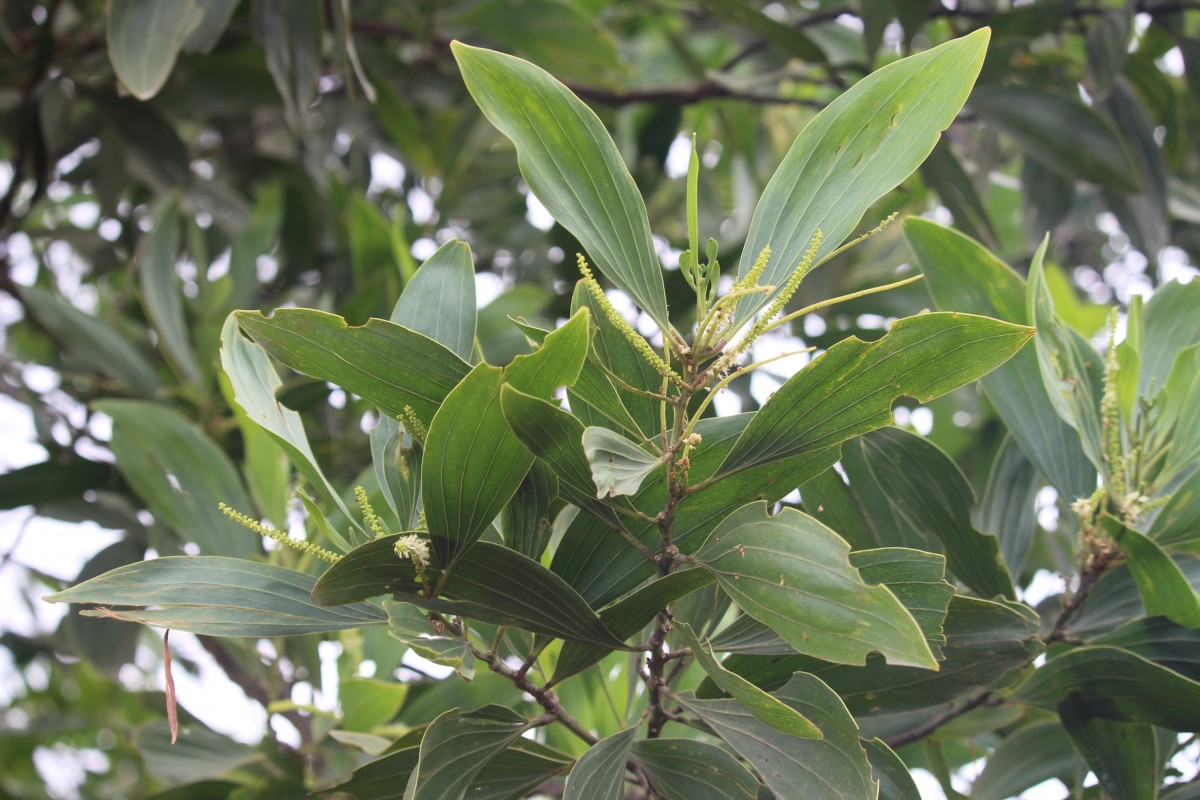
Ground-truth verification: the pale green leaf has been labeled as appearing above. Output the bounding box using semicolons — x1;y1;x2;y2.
582;426;665;498
107;0;204;100
391;239;477;361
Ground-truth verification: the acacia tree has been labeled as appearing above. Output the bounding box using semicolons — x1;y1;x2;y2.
3;2;1200;799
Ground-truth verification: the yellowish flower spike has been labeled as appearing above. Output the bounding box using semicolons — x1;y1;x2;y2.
577;254;682;385
355;486;388;539
743;230;823;344
734;245;772;292
219;503;340;563
399;405;428;447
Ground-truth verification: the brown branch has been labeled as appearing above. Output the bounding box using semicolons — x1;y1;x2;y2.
883;688;996;749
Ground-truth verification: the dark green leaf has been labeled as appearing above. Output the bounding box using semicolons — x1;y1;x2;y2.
903;217;1096;500
563;727;637;800
0;458;114;512
980;435;1042;577
391;240;477;362
970;84;1141;192
234;308;470;426
423;310;588;567
1014;646;1200;730
863;739;921;800
693;502;937;669
968;721;1076;800
1110;519;1200;628
57;540;144;676
733;29;989;326
412;706;531;800
500;459;557;560
370;415;421;532
716;312;1034;483
453;42;669;330
312;537;625;648
136;720;263;785
252;0;321;133
45;556;386;636
678;672;877;800
676;622;821;738
630;739;758;800
1095;616;1200;683
1103;79;1169;259
1059;694;1160;800
920;139;996;245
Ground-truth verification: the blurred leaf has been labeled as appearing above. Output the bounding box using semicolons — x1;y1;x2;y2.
1148;469;1200;552
1022;157;1076;240
864;739;921;800
904;218;1096;500
971;84;1141;192
46;556;387;636
453;42;670;331
138;197;201;385
182;0;240;54
678;672;876;800
107;0;204;100
340;678;408;732
563;727;637;800
391;240;477;362
1085;6;1133;98
0;457;114;511
136;720;263;785
1042;261;1109;338
21;285;161;397
699;0;824;62
1103;79;1170;258
423;310;588;568
693;501;937;669
733;29;989;326
630;739;759;800
968;720;1076;800
97;399;257;557
252;0;320;133
920;139;996;245
58;539;145;675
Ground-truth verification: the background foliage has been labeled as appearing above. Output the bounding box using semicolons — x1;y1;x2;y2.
2;0;1200;798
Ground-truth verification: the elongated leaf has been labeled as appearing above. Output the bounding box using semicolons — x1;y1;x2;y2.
235;309;470;425
1028;239;1108;475
370;415;421;531
424;310;589;567
499;385;621;523
45;556;385;636
391;240;477;361
58;540;145;676
1059;694;1160;800
1149;469;1200;552
413;706;531;800
969;721;1077;800
220;315;361;545
583;426;665;498
903;218;1096;501
970;84;1140;191
863;739;921;800
1094;616;1200;683
677;622;821;738
630;739;758;800
500;460;557;560
1014;646;1200;730
1103;79;1169;259
563;727;637;800
138;197;200;384
21;285;160;397
552;568;716;686
107;0;204;100
1071;557;1200;640
312;536;624;648
97;400;256;557
733;29;989;326
693;502;936;669
678;672;877;800
253;0;321;133
716;313;1033;482
980;435;1042;577
453;43;669;330
1110;519;1200;628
